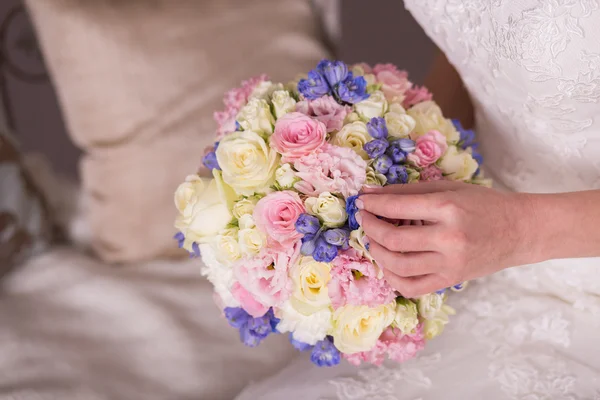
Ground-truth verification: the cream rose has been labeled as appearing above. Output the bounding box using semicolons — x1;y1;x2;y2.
275;163;299;189
237;214;256;230
304;192;347;228
422;304;456;340
271;90;297;118
349;227;379;276
354;90;388;121
216;130;280;196
174;175;232;251
249;81;284;101
276;300;333;345
289;256;333;315
211;228;241;266
331;121;370;159
385;107;416;139
365;164;387;186
393;298;419;335
232;197;259;220
238;227;266;256
417;293;444;320
407;101;460;143
438;145;479;181
236;98;275;134
331;302;396;354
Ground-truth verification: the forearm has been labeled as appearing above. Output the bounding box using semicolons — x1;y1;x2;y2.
523;190;600;263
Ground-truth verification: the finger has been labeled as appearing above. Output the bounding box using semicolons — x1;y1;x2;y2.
358;193;444;221
359;211;437;252
362;180;457;194
382;270;446;298
369;241;441;277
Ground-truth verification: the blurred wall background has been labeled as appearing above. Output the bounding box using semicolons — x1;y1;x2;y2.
3;0;435;180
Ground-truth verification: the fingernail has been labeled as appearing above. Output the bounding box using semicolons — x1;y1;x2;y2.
355;211;363;225
355;199;364;210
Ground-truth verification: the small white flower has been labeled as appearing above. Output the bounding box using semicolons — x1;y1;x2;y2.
276;300;333;345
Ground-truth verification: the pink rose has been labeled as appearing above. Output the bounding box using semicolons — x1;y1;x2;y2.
328;249;396;309
344;325;425;366
403;85;433;108
294;144;367;198
271;112;327;162
420;165;444;181
233;244;299;315
407;130;448;167
296;95;351;133
373;64;413;102
253;191;305;248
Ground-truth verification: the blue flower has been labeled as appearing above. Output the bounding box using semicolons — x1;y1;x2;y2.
173;232;185;248
313;236;339;262
318;60;349;87
289;334;313;352
336;72;369;104
226;307;280;347
346;195;361;230
395;138;416;153
202;151;220;171
386;139;415;163
453;119;478;150
385;146;406;163
298;70;331;100
322;228;350;249
366;117;388;139
373;154;393;174
224;307;251;329
246;314;274;340
436;288;447;295
190;242;201;258
386;165;409;184
295;213;322;236
364;139;389;159
240;324;263;347
310;337;341;367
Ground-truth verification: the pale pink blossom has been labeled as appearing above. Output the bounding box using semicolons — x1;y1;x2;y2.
420;165;444;181
328;249;396;309
271;112;327;162
344;325;426;366
351;62;373;74
253;191;305;248
231;282;269;318
408;130;448;167
296;95;351;133
372;64;413;102
403;85;433;108
294;144;367;198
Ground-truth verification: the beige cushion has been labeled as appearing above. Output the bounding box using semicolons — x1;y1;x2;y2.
26;0;328;262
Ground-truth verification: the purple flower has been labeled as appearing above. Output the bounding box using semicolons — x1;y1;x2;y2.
386;146;406;163
346;195;360;230
310;337;341;367
298;70;331;100
224;307;252;329
173;232;185;248
366;117;388;139
295;213;321;236
336;72;369;104
364;139;389;159
318;60;349;87
229;307;280;347
202;151;220;171
247;314;274;340
453;119;483;174
301;233;318;256
322;228;350;249
373;154;393;174
313;236;339;262
386;139;415;163
395;138;416;153
189;242;201;258
386;165;409;184
240;325;263;347
436;288;447;295
289;334;313;352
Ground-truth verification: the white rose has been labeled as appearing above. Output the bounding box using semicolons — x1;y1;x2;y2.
331;121;370;159
211;228;241;266
174;175;232;251
354;90;388;121
232;197;259;220
349;227;380;276
344;112;361;124
407;100;459;143
393;298;419;335
331;302;395;354
304;192;347;228
236;98;275;134
289;256;332;315
275;163;299;189
271;90;297;118
385;111;416;138
422;304;456;340
238;227;266;256
438;145;478;181
216;130;280;196
199;243;239;308
237;214;256;229
249;81;284;100
417;293;444;320
276;301;333;345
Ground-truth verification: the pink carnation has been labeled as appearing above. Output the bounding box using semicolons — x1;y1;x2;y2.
344;325;426;366
253;191;305;248
403;85;433;108
233;244;300;316
420;165;444;181
295;95;351;133
294;144;367;198
328;249;396;309
271;112;327;162
373;64;413;102
408;130;448;167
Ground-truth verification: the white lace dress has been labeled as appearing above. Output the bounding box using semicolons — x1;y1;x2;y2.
235;1;600;399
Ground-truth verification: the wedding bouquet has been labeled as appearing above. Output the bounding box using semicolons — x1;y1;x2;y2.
173;60;487;367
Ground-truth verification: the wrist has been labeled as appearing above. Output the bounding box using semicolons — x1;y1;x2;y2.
511;192;546;265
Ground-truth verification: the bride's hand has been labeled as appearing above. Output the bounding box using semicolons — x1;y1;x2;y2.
355;181;538;298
